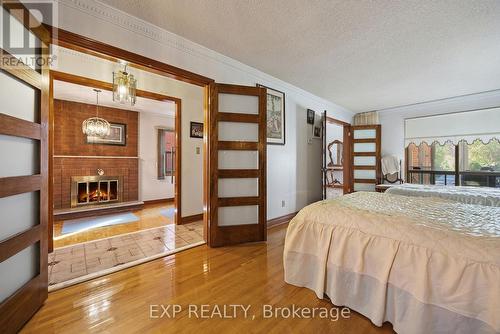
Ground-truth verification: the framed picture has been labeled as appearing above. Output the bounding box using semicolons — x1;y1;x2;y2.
86;123;126;145
190;121;203;138
313;126;322;138
307;109;315;124
257;84;285;145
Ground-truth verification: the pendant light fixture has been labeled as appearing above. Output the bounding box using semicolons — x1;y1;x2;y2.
113;62;137;106
82;89;111;138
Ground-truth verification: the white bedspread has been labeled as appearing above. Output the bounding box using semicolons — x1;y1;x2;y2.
283;192;500;334
385;183;500;206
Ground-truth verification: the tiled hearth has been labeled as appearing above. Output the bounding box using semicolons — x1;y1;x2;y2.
48;221;204;290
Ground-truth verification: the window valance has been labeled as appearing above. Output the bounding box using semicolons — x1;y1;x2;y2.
404;107;500;147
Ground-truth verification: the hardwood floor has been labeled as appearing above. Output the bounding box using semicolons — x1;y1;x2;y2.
53;203;173;248
22;224;394;333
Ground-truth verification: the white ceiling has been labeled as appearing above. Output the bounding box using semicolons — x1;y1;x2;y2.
100;0;500;112
53;81;176;116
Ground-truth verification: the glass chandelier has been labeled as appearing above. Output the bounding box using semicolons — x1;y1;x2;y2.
82;89;111;138
113;63;137;105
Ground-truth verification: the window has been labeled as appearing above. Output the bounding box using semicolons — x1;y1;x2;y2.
157;128;175;180
406;139;500;188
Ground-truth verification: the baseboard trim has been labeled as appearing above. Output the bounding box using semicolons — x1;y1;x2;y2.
180;213;203;225
267;212;298;229
143;198;174;205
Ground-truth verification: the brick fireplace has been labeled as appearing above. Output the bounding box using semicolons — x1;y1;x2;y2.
71;175;123;207
53;99;139;211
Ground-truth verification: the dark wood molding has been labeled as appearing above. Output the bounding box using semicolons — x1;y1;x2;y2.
218;196;260;207
0;113;41;140
354;178;377;184
48;26;214;87
50;71;181;103
0;225;41;263
353;152;377;156
180;213;204;225
218;169;259;178
267;212;297;229
218;141;259;150
218;112;260;123
353;138;376;143
143;198;174;205
0;175;41;198
354;165;376;170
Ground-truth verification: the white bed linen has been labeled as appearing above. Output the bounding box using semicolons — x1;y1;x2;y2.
385;183;500;207
283;192;500;334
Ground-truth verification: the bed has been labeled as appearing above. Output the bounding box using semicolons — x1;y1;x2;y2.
385;183;500;206
283;192;500;334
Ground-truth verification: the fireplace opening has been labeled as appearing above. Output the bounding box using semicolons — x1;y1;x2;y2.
71;176;123;207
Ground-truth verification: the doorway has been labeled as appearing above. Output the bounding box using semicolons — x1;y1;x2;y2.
322;115;352;199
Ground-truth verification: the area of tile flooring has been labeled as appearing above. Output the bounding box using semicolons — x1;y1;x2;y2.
48;221;204;290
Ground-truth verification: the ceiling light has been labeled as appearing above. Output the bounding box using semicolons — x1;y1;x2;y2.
113;63;137;105
82;89;111;138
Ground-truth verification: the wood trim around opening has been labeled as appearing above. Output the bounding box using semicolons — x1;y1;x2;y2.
48;26;214;87
48;70;184;251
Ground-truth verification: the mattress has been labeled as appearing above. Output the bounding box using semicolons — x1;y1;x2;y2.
283;192;500;334
385;183;500;206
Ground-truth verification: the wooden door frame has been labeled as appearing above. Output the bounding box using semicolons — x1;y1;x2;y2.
325;116;352;194
46;26;216;247
48;71;183;251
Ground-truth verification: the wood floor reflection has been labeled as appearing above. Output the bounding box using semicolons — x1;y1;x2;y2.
53;203;174;248
23;224;394;333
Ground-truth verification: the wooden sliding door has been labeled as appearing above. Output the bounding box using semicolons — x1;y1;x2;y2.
0;2;49;333
208;83;266;247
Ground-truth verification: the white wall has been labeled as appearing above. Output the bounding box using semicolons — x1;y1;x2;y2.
379;90;500;174
51;0;354;219
139;112;174;202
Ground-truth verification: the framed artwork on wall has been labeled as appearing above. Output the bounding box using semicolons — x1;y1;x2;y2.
86;123;126;145
190;121;203;138
257;84;285;145
307;109;315;125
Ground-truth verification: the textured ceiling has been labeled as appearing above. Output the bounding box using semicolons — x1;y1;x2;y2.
100;0;500;112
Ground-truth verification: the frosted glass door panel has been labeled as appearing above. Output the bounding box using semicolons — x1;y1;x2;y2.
218;150;258;169
354;170;376;179
0;192;39;241
353;129;376;139
354;183;376;192
354;156;376;166
219;93;259;114
218;206;259;226
218;178;258;198
218;122;259;142
0;244;39;304
354;143;376;152
0;72;38;122
0;135;39;177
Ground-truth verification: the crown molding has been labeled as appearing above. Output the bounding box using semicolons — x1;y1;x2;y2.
57;0;353;115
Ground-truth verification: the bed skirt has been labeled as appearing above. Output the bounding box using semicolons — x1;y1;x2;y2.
284;221;499;334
